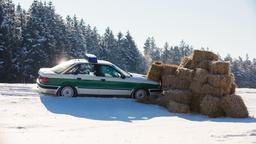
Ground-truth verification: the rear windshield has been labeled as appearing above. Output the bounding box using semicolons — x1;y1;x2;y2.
51;60;75;74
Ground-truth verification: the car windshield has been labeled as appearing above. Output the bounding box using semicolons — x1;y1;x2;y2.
112;64;131;77
51;60;76;74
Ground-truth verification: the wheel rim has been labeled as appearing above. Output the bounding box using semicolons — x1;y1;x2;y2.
61;86;74;97
134;89;147;99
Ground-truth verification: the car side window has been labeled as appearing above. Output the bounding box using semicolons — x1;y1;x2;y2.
76;64;95;75
65;65;79;74
97;65;122;78
65;63;95;76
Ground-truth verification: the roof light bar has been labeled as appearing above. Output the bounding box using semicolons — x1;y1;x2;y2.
85;54;97;63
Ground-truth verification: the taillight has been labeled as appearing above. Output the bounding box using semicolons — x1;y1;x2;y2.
39;76;48;83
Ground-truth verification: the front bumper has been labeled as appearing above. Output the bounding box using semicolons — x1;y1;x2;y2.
149;89;162;96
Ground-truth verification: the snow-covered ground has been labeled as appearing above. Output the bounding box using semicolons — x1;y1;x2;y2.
0;84;256;144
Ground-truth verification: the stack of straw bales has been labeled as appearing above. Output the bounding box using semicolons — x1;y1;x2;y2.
146;50;248;118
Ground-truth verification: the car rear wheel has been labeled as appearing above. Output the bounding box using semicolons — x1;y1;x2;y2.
60;86;76;97
133;89;148;100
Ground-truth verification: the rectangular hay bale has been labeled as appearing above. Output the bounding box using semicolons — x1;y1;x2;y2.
200;95;225;117
201;83;233;97
190;93;205;113
179;56;192;68
193;68;208;83
176;67;194;82
163;89;192;104
195;60;210;70
207;74;233;89
147;63;163;82
162;64;178;76
155;95;169;107
172;78;191;90
161;75;176;90
209;61;230;75
230;82;236;95
167;100;190;113
201;84;228;97
191;50;219;62
221;95;248;118
161;75;191;90
189;81;203;94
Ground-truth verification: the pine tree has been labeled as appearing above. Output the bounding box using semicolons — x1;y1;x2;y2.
0;0;18;82
11;3;27;81
21;1;53;82
0;1;5;81
85;26;101;56
122;32;146;73
161;42;169;63
143;37;161;64
149;37;161;62
100;27;117;61
66;15;87;58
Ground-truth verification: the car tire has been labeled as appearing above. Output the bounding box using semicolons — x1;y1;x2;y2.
59;86;77;97
133;89;149;100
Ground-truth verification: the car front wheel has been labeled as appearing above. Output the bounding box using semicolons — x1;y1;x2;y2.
133;89;148;100
60;86;76;97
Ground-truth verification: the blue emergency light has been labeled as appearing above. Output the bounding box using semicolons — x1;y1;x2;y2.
85;54;98;63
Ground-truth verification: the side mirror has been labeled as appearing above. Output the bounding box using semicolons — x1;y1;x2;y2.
121;75;126;79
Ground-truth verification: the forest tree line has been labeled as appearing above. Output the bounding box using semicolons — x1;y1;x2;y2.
1;0;256;88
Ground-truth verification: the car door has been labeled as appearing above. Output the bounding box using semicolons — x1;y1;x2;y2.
94;64;134;96
71;63;103;95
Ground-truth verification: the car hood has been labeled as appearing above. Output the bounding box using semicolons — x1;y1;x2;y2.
129;73;159;85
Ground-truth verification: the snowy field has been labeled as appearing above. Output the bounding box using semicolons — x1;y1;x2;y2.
0;84;256;144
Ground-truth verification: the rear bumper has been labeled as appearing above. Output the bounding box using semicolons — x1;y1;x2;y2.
37;80;59;95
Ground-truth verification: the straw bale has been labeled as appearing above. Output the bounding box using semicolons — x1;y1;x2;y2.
196;60;210;70
207;74;233;89
190;93;205;113
161;75;191;90
147;63;163;82
209;61;230;75
201;84;227;97
155;95;169;107
162;64;178;76
230;83;236;94
172;78;191;90
167;100;190;113
191;50;219;62
180;56;192;68
193;68;208;83
163;89;192;104
190;79;231;97
221;95;248;118
200;95;225;117
176;67;194;82
230;73;235;84
161;75;176;90
189;81;203;94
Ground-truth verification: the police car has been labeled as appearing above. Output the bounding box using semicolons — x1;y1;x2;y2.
37;54;161;99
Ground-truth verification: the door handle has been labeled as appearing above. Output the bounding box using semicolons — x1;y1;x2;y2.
101;79;106;82
77;77;82;80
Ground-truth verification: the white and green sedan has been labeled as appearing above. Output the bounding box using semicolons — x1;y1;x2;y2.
37;54;161;99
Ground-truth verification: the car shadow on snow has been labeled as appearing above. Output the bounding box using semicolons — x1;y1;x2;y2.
40;95;172;122
40;96;256;123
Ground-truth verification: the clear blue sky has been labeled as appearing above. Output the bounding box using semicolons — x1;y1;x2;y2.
12;0;256;59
